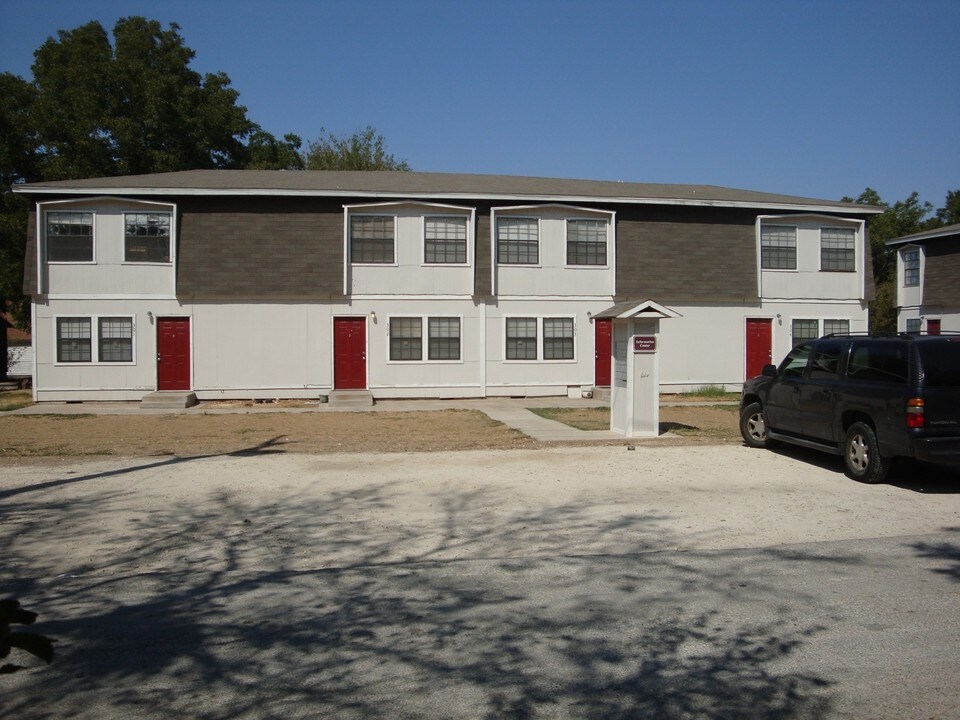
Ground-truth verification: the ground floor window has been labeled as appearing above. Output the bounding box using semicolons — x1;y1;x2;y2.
57;317;91;362
792;318;850;345
505;317;575;361
56;315;135;364
389;316;461;362
906;318;922;333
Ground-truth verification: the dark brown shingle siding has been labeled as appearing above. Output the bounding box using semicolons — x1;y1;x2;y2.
923;236;960;307
615;206;759;303
176;197;344;300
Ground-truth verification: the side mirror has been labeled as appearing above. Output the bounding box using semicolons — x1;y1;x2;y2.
761;364;778;378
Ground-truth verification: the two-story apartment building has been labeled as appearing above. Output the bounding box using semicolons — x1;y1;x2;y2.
888;223;960;335
14;170;881;403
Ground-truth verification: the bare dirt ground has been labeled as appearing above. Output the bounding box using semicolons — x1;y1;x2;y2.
0;402;739;459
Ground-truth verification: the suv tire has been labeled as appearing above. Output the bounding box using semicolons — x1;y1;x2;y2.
843;422;889;484
739;402;768;448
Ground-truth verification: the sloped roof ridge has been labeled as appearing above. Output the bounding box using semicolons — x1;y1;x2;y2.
13;168;878;212
886;222;960;245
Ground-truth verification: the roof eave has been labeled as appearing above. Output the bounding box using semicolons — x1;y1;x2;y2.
11;184;881;214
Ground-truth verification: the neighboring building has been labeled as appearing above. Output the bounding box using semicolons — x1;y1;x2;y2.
3;309;32;380
888;223;960;334
14;170;881;402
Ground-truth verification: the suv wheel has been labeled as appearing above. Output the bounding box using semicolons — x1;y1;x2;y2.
739;402;768;448
843;422;889;484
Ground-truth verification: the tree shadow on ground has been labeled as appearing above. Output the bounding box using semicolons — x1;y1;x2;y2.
0;460;857;719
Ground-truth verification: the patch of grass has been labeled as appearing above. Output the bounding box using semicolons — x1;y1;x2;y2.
680;385;740;401
530;406;609;431
0;390;33;412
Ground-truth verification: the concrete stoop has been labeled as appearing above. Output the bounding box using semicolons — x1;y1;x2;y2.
591;387;612;403
141;391;199;409
327;390;374;408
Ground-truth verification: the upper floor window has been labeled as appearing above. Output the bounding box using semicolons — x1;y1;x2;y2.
47;211;93;262
820;228;855;271
761;225;796;270
125;213;171;263
424;216;467;264
497;218;539;265
903;249;920;286
566;219;607;266
351;215;394;264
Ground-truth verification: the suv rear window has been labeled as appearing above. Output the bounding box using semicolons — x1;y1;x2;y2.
847;341;908;384
918;339;960;386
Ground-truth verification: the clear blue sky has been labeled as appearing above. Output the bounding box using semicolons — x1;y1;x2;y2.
2;0;958;210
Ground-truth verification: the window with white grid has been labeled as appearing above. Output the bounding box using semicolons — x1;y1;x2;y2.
389;317;422;361
820;228;855;271
822;319;850;337
505;318;538;359
351;215;395;264
497;218;539;265
903;249;920;286
792;319;819;346
125;213;171;263
761;225;797;270
566;219;607;266
543;318;574;359
424;216;467;264
98;317;134;362
428;317;461;360
57;317;92;362
47;212;94;262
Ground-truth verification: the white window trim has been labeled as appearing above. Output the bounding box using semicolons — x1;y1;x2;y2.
502;315;577;364
421;213;472;267
494;215;542;267
758;223;799;273
563;216;612;269
53;314;137;367
346;212;399;267
818;226;857;273
789;316;852;343
900;244;923;289
385;314;464;365
122;210;174;265
44;209;97;265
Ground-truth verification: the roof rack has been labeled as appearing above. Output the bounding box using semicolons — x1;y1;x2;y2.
821;331;960;339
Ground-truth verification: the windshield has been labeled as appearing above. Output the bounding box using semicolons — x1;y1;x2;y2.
919;339;960;386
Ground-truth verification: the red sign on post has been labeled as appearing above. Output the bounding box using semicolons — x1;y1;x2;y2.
633;336;657;353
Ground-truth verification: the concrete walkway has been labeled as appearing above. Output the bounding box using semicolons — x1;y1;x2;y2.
9;395;725;442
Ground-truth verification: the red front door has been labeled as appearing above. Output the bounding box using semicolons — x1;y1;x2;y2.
334;317;367;389
157;318;191;391
927;319;941;335
594;318;612;387
745;318;773;380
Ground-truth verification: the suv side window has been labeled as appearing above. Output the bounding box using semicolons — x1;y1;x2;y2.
847;341;908;384
779;344;813;379
808;341;846;380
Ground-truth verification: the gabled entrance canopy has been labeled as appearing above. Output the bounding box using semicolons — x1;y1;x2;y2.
594;299;683;320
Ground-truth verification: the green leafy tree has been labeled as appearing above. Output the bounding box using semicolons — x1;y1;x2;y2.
245;130;305;170
304;126;409;171
30;17;255;178
934;189;960;226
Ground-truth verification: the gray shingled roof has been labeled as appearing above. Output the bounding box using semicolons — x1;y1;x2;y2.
886;223;960;246
12;169;880;213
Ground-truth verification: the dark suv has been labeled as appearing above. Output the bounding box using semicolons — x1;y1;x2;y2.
740;333;960;483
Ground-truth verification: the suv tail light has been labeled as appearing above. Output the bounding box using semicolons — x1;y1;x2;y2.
906;397;925;429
